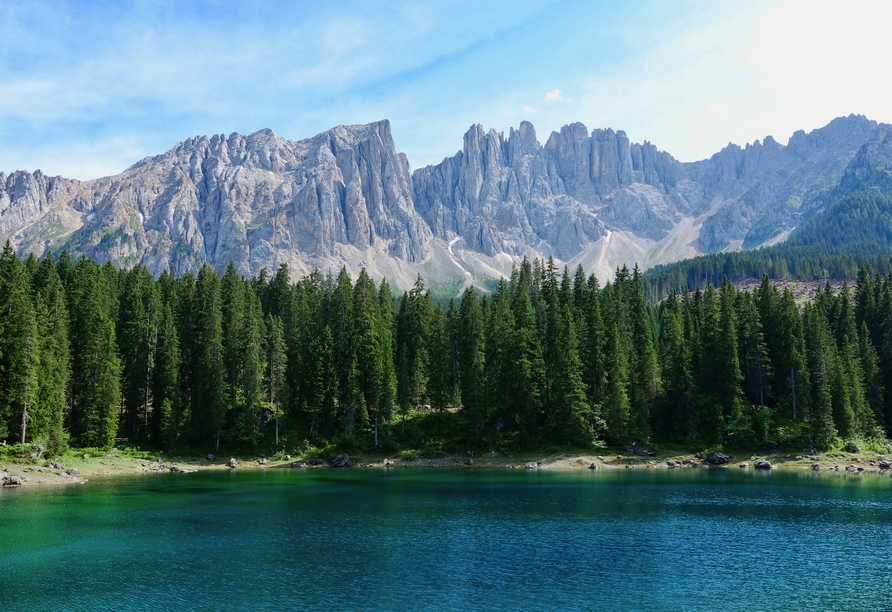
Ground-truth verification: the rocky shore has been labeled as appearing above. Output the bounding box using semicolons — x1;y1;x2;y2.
3;443;892;489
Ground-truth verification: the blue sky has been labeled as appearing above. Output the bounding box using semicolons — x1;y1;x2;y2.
2;0;890;179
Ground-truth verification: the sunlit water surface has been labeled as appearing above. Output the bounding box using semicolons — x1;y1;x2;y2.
1;468;891;611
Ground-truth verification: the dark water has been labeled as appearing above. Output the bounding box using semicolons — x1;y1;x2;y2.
1;468;891;611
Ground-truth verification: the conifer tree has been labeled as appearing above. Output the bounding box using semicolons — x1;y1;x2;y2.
265;313;287;446
30;256;71;453
68;258;121;449
119;265;160;441
658;293;696;439
376;278;397;439
0;242;39;444
153;302;181;448
803;303;838;448
628;265;659;437
459;287;486;435
193;265;225;449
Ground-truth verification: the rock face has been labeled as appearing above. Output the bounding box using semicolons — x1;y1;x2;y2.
3;121;430;280
1;115;884;291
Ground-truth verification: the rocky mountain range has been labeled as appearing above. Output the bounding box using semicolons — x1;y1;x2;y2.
0;114;884;292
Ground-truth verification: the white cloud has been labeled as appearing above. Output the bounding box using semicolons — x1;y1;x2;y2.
545;88;563;102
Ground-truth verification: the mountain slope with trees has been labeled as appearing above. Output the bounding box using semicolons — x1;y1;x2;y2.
643;129;892;300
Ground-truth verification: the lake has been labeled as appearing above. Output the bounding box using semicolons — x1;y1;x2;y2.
1;468;891;611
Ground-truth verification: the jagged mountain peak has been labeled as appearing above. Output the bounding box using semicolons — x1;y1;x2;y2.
1;114;887;293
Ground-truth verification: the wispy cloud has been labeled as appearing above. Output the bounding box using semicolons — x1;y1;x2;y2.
2;0;891;177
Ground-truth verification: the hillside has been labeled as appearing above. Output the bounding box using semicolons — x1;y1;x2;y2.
642;128;892;300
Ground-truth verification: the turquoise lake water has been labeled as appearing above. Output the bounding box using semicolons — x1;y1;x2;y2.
1;468;891;611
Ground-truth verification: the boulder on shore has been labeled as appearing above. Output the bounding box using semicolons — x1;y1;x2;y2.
51;460;65;470
739;462;749;469
66;468;79;478
228;458;237;468
707;453;730;465
845;442;860;453
2;474;24;486
524;462;537;470
329;454;349;467
206;454;215;461
754;460;772;470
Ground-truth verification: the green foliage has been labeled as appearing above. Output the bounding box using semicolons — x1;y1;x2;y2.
5;242;892;455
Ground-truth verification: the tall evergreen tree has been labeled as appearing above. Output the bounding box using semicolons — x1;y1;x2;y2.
0;242;39;445
193;265;225;449
30;256;71;453
68;258;121;449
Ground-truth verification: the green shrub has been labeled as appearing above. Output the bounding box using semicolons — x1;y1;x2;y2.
397;449;417;461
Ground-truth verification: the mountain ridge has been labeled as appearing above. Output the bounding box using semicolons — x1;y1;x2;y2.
0;114;883;292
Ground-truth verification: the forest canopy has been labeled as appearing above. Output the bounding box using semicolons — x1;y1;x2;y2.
1;242;890;456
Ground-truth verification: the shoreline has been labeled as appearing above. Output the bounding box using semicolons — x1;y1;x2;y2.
3;447;892;488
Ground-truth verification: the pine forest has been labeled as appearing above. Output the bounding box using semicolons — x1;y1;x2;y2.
2;240;891;457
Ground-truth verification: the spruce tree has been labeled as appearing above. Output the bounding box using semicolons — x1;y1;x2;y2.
193;265;225;449
459;287;486;436
0;243;39;445
30;256;71;453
